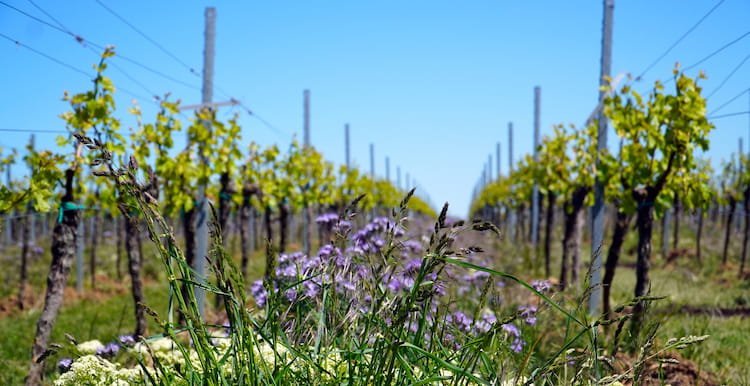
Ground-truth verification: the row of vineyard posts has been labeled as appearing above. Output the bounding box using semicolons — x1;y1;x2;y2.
0;48;435;384
468;69;750;332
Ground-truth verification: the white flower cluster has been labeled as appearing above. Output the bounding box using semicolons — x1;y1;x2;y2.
76;340;105;355
53;355;141;386
59;334;519;385
130;336;207;374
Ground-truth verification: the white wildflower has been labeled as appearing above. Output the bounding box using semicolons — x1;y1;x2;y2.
76;340;105;355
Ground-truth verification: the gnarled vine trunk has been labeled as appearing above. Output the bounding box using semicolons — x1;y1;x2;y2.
559;187;588;291
544;193;555;279
239;189;251;280
633;197;654;329
739;188;750;278
123;212;146;337
672;193;680;250
279;203;289;254
218;173;232;242
602;209;632;320
696;208;704;262
722;197;737;265
303;205;312;256
179;207;196;325
264;205;274;281
89;204;99;290
27;169;78;386
17;206;31;310
238;183;258;281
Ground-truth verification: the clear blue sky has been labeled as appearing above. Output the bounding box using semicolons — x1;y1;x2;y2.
1;1;749;216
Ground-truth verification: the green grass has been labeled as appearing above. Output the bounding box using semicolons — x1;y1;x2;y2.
485;217;750;384
0;283;169;385
2;214;749;384
0;220;286;384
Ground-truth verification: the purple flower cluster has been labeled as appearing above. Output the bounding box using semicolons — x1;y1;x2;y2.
248;215;540;355
315;213;339;225
316;212;352;233
350;217;402;254
57;357;73;373
250;280;269;307
119;335;136;346
96;342;120;358
502;323;524;352
518;305;538;326
531;279;553;293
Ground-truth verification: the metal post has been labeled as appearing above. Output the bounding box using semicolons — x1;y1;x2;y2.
588;0;614;315
496;142;501;179
303;90;310;147
302;89;311;255
369;143;375;178
508;122;516;241
488;154;493;184
345;123;351;170
195;6;216;317
385;157;390;182
532;86;541;247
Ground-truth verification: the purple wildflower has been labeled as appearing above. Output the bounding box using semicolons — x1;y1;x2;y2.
519;305;538;326
315;213;339;224
501;323;520;337
531;279;553;292
57;357;73;373
96;342;120;358
250;280;268;307
333;220;352;233
285;288;298;302
118;335;136;346
303;280;320;298
510;338;524;353
451;311;473;332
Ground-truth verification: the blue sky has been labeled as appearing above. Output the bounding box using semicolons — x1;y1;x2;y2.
1;1;749;216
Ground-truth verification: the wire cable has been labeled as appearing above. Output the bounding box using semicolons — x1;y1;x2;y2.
706;53;750;99
0;0;201;91
637;0;725;80
1;32;152;102
25;0;261;129
683;30;750;73
25;0;71;33
708;110;749;120
709;88;749;116
0;128;68;133
0;32;90;77
93;0;199;77
25;0;159;99
238;102;289;138
7;0;287;140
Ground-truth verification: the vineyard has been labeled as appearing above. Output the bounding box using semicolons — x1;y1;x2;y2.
2;1;750;386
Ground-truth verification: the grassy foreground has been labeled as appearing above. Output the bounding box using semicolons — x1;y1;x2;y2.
1;213;748;384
